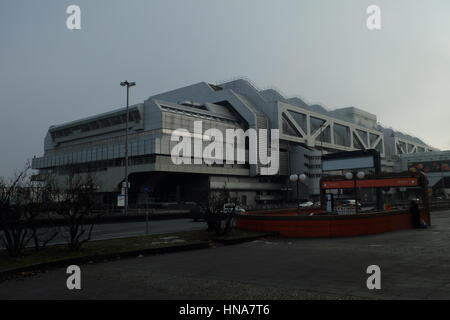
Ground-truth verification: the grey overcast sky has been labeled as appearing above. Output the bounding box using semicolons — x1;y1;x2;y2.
0;0;449;177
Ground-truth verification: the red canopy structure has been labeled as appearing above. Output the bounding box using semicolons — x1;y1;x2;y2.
320;172;430;213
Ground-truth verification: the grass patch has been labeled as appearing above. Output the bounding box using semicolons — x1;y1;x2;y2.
0;228;268;273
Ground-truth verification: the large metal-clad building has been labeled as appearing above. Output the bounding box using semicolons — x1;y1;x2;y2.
31;79;438;207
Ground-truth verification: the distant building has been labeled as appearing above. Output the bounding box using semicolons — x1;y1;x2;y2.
395;150;450;199
32;79;438;207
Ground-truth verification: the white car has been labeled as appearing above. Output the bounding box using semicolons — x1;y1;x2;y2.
340;200;362;208
223;203;246;214
299;201;314;208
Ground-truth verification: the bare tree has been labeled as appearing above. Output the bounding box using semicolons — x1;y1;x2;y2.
0;168;34;257
49;167;100;251
0;166;62;256
202;188;236;236
26;175;59;251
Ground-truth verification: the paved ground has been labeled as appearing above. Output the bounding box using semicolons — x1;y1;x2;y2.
1;211;450;300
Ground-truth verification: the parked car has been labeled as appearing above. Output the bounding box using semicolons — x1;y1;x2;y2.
299;201;314;208
340;200;361;208
187;206;206;222
223;203;246;214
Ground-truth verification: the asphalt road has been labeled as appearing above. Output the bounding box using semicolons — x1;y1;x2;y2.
1;210;450;300
87;218;205;241
1;218;205;249
64;218;205;245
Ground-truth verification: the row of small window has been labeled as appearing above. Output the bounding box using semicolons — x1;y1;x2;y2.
304;155;322;161
305;164;322;169
51;110;141;139
51;156;156;174
164;119;240;133
53;131;159;153
161;106;238;125
256;191;279;196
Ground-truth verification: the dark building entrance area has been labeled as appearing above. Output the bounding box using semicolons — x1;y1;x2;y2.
127;172;210;205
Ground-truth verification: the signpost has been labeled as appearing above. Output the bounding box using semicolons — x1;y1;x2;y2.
143;186;151;235
117;195;125;207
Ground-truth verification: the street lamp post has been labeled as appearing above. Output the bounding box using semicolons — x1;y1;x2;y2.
345;171;365;214
120;80;136;216
290;173;307;214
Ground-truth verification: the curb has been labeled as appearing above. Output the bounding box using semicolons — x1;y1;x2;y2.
0;241;209;282
214;232;279;245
